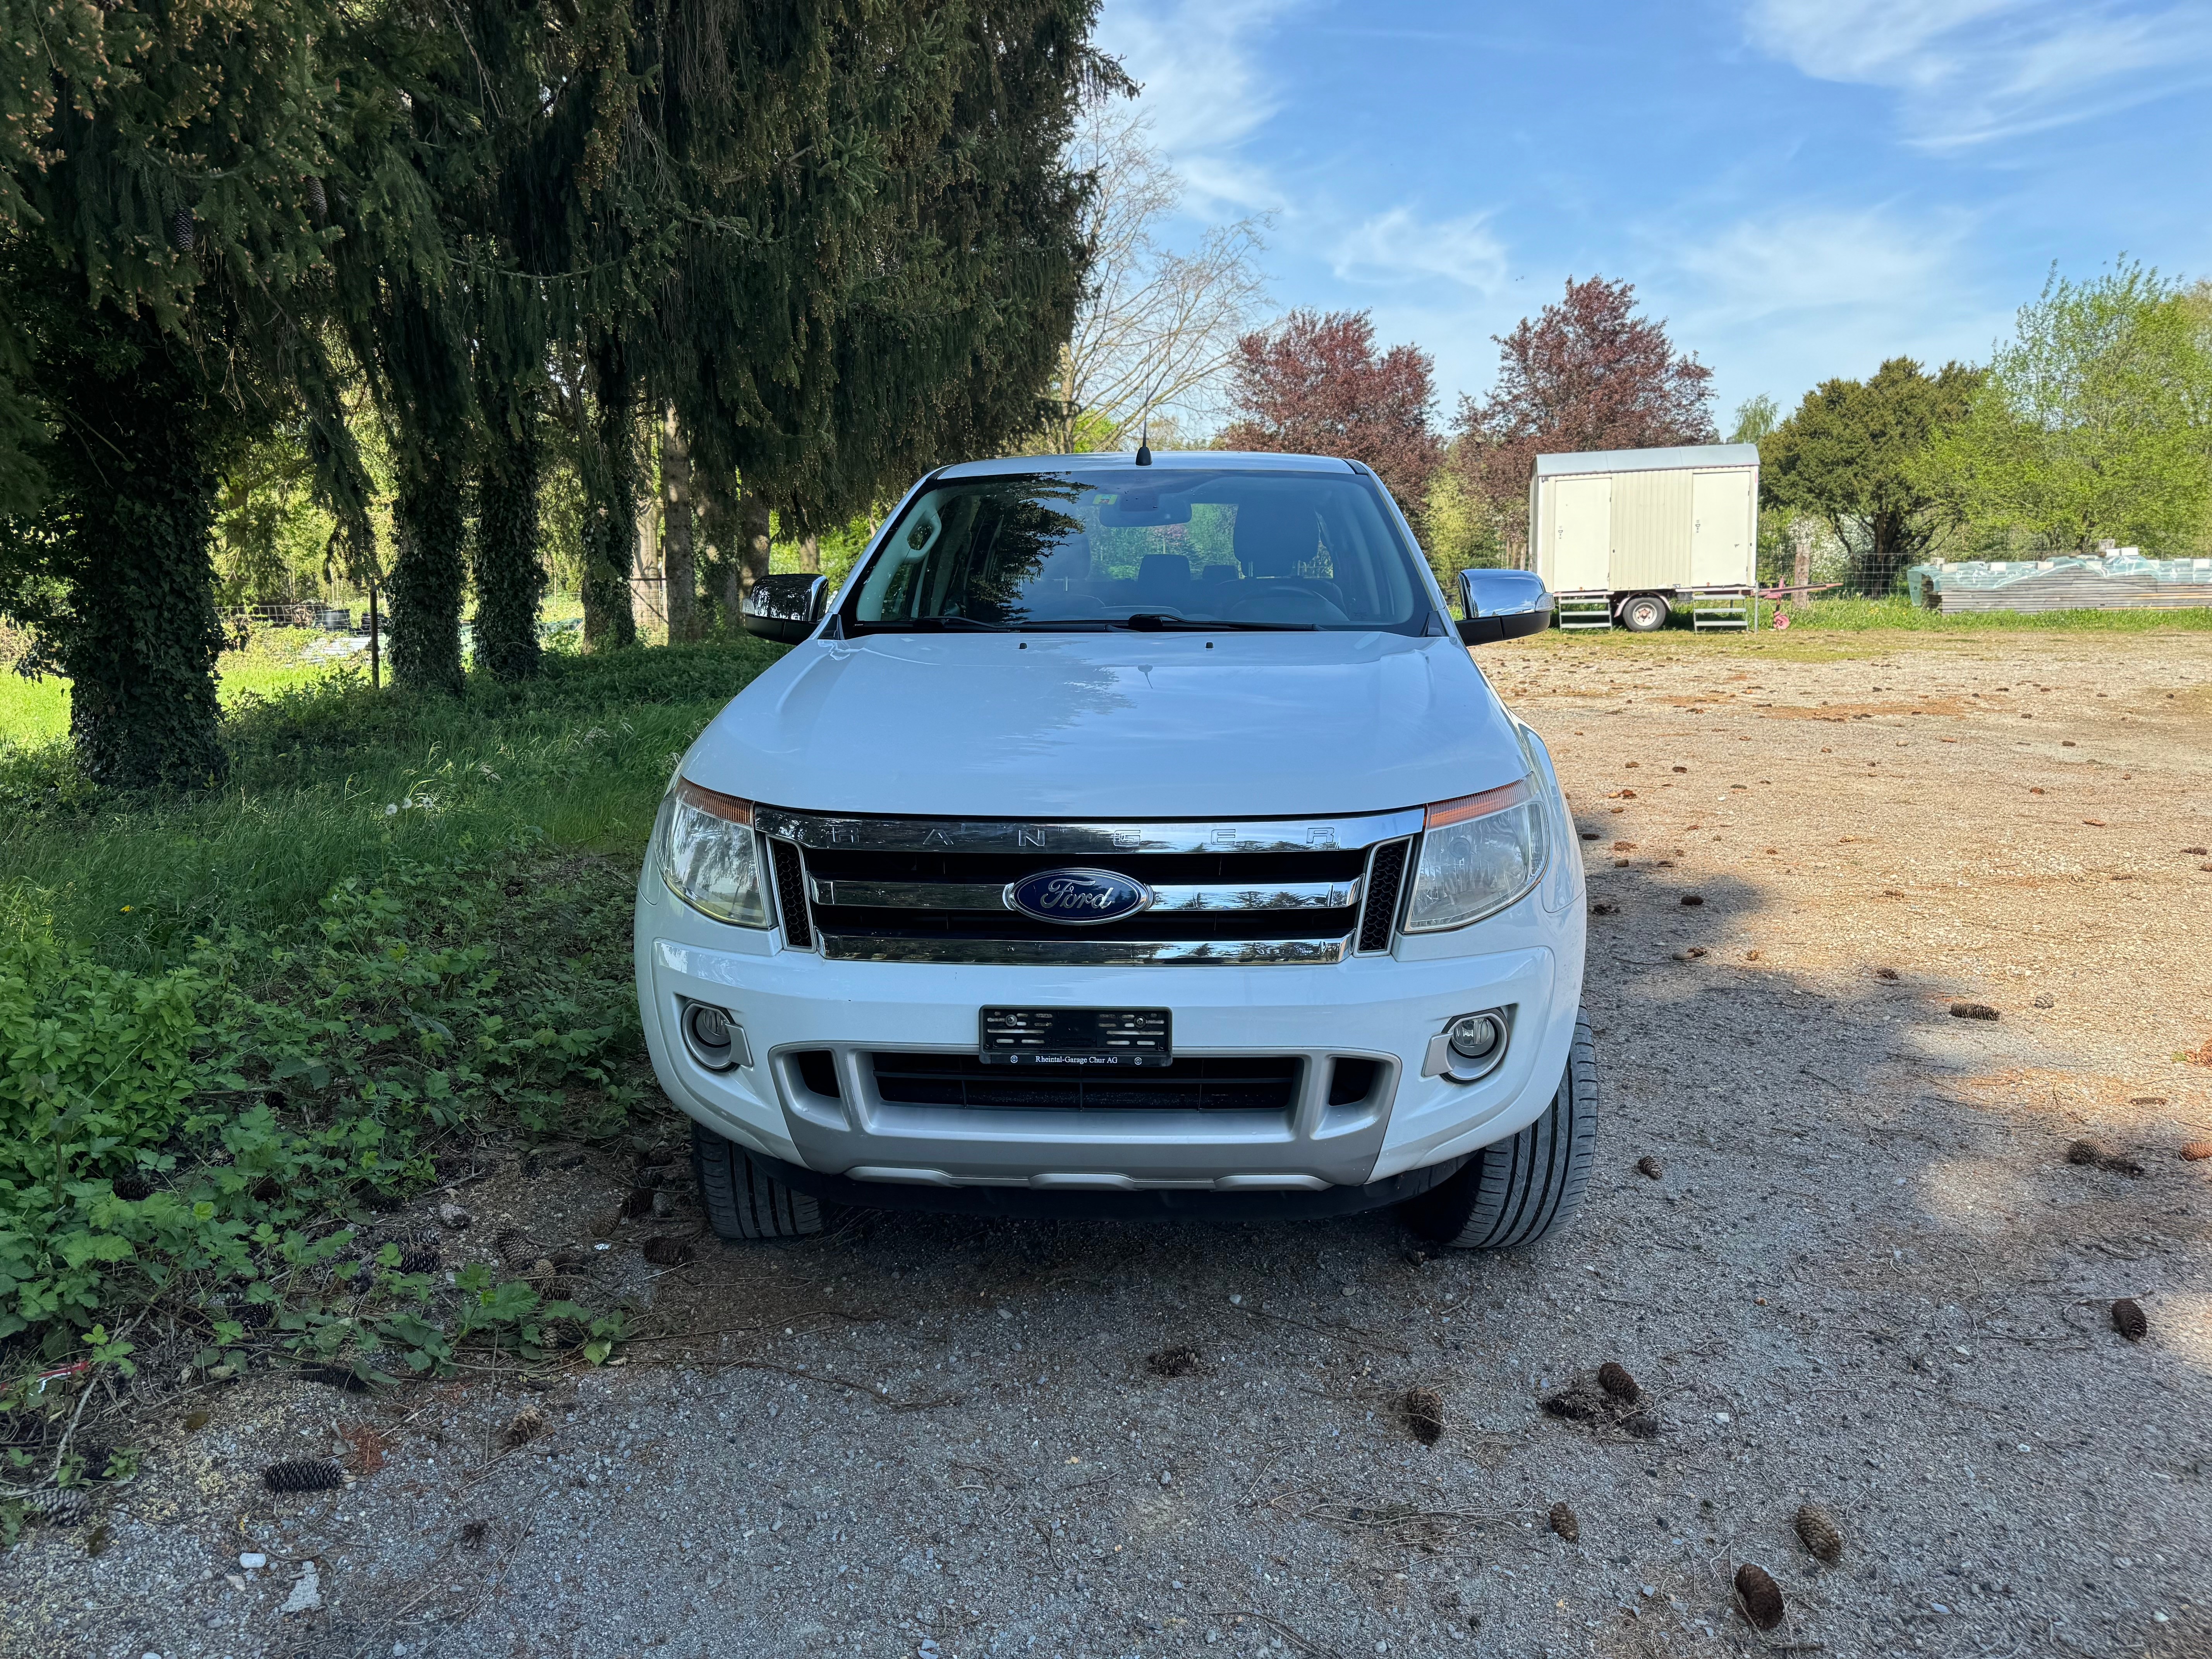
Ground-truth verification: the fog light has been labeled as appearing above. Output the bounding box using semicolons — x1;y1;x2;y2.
1424;1006;1511;1082
681;1001;749;1071
1447;1012;1504;1063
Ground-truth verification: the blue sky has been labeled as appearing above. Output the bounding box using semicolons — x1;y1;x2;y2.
1094;0;2212;429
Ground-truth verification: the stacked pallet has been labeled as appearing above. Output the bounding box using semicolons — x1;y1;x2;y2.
1910;554;2212;613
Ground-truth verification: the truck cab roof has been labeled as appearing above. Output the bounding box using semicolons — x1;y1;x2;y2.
932;450;1364;480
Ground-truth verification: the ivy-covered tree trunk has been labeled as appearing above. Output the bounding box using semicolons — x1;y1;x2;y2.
389;457;468;693
660;407;699;643
474;419;544;681
580;343;639;651
737;488;773;599
54;347;230;790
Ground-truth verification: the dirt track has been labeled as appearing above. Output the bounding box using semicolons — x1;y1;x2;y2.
8;629;2212;1659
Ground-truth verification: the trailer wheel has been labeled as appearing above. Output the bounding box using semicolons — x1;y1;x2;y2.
1619;594;1669;632
1398;1015;1597;1250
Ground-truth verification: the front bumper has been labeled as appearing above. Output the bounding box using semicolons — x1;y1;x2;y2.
635;865;1586;1199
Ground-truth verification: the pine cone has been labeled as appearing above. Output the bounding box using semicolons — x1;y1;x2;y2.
1634;1155;1663;1180
1794;1502;1843;1563
494;1227;535;1267
1547;1501;1579;1542
619;1187;656;1220
169;207;194;252
501;1406;546;1450
2112;1298;2148;1341
397;1247;440;1275
641;1235;694;1267
1401;1385;1444;1446
1597;1362;1640;1402
29;1487;91;1526
112;1173;153;1201
1734;1563;1785;1630
306;176;327;218
263;1458;345;1494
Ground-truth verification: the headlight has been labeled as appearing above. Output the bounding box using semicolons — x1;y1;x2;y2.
1402;777;1547;932
657;778;769;927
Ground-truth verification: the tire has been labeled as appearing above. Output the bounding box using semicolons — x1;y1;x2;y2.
1400;1015;1597;1250
1619;594;1668;632
690;1120;828;1241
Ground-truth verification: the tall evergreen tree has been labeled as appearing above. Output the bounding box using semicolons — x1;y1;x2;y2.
0;0;397;784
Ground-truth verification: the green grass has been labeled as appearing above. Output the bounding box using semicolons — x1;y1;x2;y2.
0;637;783;968
1762;596;2212;632
0;626;361;745
1504;596;2212;658
0;638;786;1403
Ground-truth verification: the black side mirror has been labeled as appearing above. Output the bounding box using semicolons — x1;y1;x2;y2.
1455;568;1554;645
741;574;830;644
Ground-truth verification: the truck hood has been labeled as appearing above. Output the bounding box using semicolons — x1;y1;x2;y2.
682;631;1527;820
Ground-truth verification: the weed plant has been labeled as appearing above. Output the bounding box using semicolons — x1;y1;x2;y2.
0;640;780;1521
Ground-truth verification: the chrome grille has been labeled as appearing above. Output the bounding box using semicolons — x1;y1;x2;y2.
753;807;1424;966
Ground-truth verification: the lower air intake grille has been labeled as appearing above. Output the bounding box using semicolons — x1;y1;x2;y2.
1357;838;1411;953
769;838;812;948
867;1053;1299;1112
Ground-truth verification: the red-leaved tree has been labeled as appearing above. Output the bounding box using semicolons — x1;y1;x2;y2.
1218;309;1443;520
1455;276;1716;551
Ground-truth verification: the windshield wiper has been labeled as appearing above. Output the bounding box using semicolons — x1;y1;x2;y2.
1111;613;1319;632
892;615;1017;632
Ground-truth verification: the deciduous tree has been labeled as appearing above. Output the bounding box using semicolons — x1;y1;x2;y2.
1219;310;1442;517
1453;275;1715;552
1760;357;1981;593
1917;262;2212;554
1040;100;1266;453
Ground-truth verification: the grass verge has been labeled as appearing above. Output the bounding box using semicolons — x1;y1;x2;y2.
0;639;781;1530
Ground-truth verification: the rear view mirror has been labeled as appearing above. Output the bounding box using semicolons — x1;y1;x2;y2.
742;574;830;644
1456;568;1554;646
1098;489;1192;528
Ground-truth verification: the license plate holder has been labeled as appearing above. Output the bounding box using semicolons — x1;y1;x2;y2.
979;1008;1171;1067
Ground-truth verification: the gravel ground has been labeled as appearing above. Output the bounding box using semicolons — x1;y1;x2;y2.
8;629;2211;1659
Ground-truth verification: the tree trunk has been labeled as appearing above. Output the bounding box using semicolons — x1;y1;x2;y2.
474;415;544;682
797;532;819;574
50;338;228;788
581;340;639;651
690;465;738;633
738;488;772;601
632;447;663;642
1790;519;1812;591
389;453;468;694
661;407;698;642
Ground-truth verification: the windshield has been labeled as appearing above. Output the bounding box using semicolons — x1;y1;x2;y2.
843;467;1437;633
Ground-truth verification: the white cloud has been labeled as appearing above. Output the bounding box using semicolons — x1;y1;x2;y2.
1095;0;1305;212
1330;208;1510;293
1651;207;2013;408
1746;0;2212;148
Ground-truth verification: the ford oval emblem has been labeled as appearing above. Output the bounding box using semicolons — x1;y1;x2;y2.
1005;868;1154;926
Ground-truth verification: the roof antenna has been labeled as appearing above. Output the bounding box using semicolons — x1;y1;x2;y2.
1135;415;1152;468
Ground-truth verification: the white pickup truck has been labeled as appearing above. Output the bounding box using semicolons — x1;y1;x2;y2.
632;451;1594;1250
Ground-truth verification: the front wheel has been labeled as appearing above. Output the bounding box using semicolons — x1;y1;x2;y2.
1400;1015;1596;1249
690;1121;829;1241
1618;594;1669;632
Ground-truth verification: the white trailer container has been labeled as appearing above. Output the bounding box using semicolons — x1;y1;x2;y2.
1529;443;1759;631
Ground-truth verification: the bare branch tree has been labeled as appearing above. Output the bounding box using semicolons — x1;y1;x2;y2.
1042;103;1268;453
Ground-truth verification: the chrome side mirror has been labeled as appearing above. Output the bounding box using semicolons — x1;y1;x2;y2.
1456;568;1554;645
741;574;829;644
